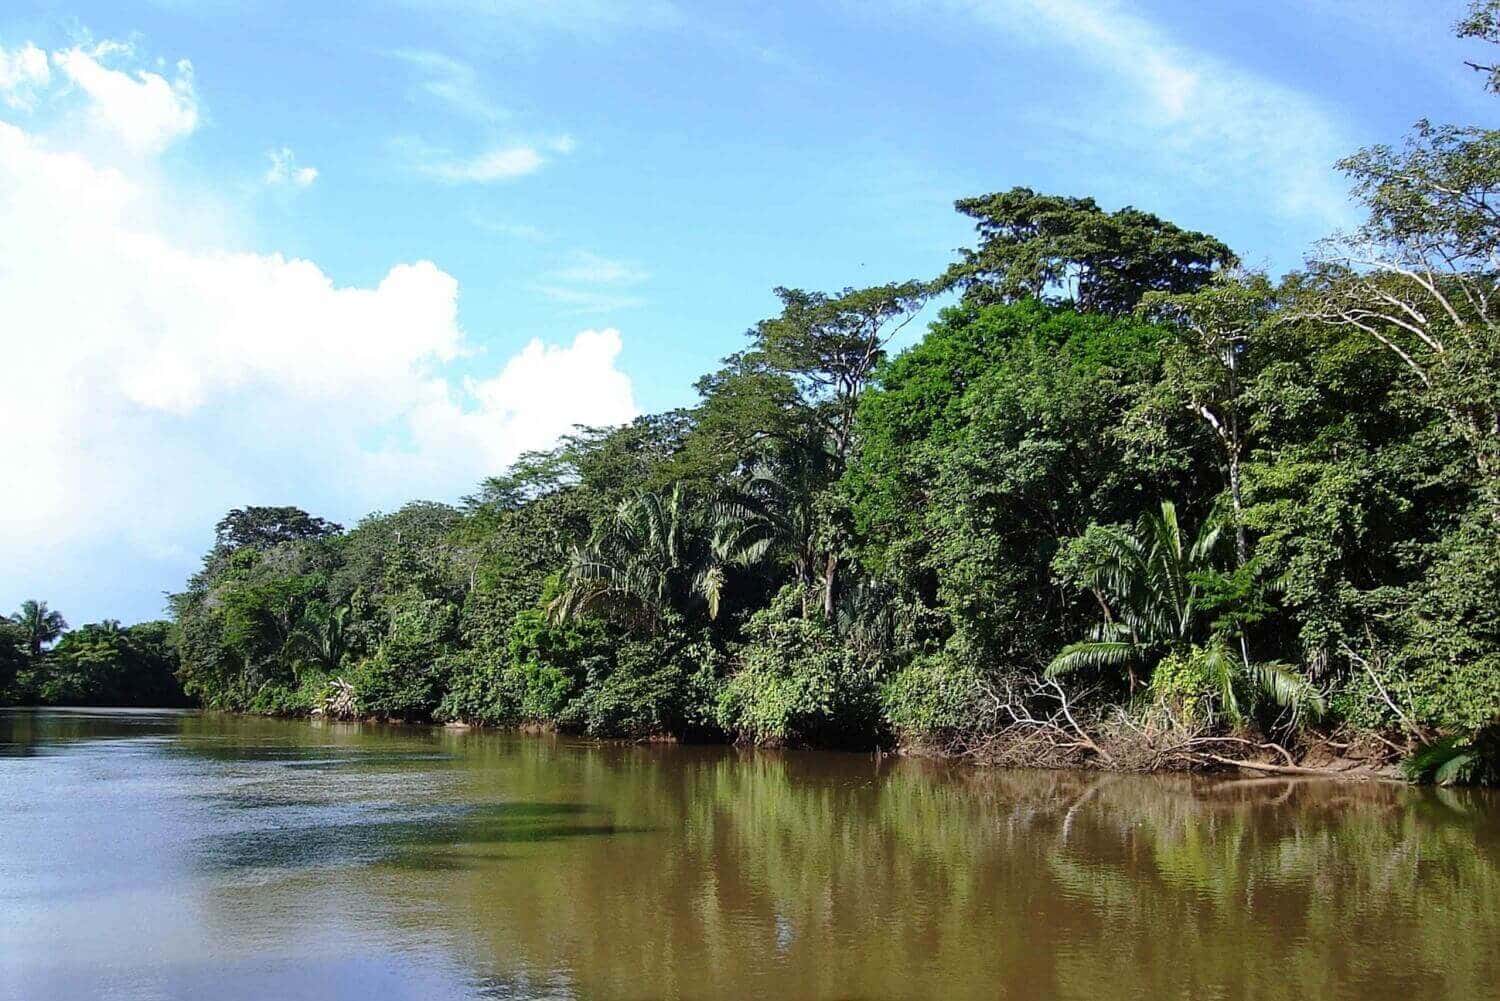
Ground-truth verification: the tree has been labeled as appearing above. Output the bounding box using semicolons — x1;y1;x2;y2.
714;458;827;602
1311;122;1500;517
11;599;66;658
756;283;929;465
1049;501;1322;722
1138;273;1278;566
38;619;185;706
847;300;1197;673
941;187;1236;316
214;506;343;553
551;484;761;634
1458;0;1500;92
752;282;928;613
0;619;28;698
293;602;351;676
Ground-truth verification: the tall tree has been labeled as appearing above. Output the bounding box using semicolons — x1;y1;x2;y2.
941;187;1236;316
11;599;67;658
1138;273;1277;566
753;282;928;612
214;506;343;553
1311;122;1500;518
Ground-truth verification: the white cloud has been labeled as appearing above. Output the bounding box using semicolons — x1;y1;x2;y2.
389;49;503;121
0;42;50;109
472;216;547;241
406;134;574;183
425;144;545;182
535;250;649;312
895;0;1356;230
51;43;198;152
264;146;318;187
0;50;636;622
549;250;648;286
406;329;638;472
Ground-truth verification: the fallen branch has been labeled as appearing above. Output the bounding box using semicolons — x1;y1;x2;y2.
1198;753;1357;777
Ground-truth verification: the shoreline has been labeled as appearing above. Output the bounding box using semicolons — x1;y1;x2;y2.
2;704;1412;783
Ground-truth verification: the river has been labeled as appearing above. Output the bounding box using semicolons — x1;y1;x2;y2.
2;707;1497;1000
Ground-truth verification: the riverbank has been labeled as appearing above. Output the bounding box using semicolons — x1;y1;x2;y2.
283;703;1414;783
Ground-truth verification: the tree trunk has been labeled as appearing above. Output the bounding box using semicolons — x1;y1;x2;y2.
1227;446;1248;568
822;553;837;618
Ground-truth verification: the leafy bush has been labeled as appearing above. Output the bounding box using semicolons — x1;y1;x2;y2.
879;650;986;740
1403;725;1500;786
350;592;459;719
717;585;884;747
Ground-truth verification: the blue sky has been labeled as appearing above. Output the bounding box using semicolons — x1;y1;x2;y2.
0;0;1490;626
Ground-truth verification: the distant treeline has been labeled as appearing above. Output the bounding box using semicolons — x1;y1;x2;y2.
25;7;1499;782
1;601;188;707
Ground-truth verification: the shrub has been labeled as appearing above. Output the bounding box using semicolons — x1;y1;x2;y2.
717;585;884;748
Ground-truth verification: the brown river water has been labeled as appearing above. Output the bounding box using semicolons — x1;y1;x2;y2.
2;707;1497;1000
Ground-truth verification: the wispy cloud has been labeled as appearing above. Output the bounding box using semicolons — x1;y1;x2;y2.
535;250;649;312
388;49;503;121
393;0;681;41
534;285;648;313
471;217;548;241
403;135;573;183
263;146;317;187
891;0;1358;232
548;250;648;286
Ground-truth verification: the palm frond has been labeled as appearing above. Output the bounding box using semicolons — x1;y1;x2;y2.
1248;660;1325;723
1046;640;1139;678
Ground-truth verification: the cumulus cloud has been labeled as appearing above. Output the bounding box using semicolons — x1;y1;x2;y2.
51;43;199;152
0;42;50;109
264;146;318;186
0;40;636;622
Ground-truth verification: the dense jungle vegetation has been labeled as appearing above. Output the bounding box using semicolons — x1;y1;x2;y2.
7;6;1499;782
0;600;186;707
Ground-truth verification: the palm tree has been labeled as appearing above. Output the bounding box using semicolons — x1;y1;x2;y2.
551;484;761;633
713;460;822;591
12;600;67;658
293;602;351;677
1047;501;1322;723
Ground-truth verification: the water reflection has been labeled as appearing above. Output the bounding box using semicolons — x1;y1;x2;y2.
1;709;1496;1000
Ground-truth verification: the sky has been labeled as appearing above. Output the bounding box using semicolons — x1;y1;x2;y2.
0;0;1492;626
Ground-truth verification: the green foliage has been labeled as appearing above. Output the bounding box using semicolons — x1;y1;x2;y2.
4;616;187;707
0;619;27;698
349;591;459;719
941;187;1235;315
717;585;884;748
1050;502;1323;724
144;37;1500;780
11;599;67;658
1459;0;1500;93
214;505;341;553
880;652;986;740
1402;725;1500;785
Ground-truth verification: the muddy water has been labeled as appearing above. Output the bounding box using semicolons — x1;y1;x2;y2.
2;708;1497;1000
